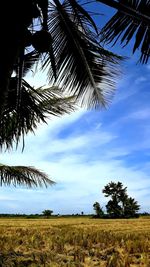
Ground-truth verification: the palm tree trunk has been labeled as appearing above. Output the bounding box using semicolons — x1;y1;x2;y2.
97;0;150;25
0;0;33;117
0;2;22;117
0;34;20;117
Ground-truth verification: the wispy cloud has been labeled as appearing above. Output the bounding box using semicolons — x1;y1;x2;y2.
1;104;150;214
128;108;150;120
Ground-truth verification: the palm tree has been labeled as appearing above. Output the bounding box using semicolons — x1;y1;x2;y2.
0;0;122;118
0;164;55;187
98;0;150;64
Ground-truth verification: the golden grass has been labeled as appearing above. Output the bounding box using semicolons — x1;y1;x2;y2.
0;217;150;266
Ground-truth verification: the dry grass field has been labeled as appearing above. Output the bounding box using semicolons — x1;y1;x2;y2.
0;216;150;266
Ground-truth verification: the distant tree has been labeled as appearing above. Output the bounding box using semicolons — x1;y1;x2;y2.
81;211;84;216
105;199;122;218
103;181;140;218
93;202;104;218
123;197;140;218
103;181;127;218
42;210;53;218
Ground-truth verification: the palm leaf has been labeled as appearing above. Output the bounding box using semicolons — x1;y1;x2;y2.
0;164;55;187
0;77;75;150
22;51;40;77
100;0;150;63
67;0;99;34
40;0;123;108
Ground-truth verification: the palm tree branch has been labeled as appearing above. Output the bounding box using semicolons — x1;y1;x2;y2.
53;2;97;88
97;0;150;24
0;164;55;188
46;0;123;108
99;0;150;63
0;79;75;150
68;0;99;34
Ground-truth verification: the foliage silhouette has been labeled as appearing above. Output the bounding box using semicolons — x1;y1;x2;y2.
103;181;140;218
99;0;150;64
42;209;53;218
0;164;55;188
93;201;104;218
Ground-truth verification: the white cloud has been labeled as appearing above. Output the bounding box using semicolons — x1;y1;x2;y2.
135;76;147;84
147;64;150;71
128;108;150;120
0;153;149;214
0;108;150;214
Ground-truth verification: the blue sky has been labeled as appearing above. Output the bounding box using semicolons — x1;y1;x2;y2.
0;2;150;214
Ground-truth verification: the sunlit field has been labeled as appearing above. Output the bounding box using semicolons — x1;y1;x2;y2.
0;217;150;266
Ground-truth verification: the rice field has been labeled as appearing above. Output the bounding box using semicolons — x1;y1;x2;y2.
0;216;150;266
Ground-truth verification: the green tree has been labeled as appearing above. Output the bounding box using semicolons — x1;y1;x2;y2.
42;210;53;218
105;199;122;218
103;181;140;218
93;201;104;218
123;197;140;218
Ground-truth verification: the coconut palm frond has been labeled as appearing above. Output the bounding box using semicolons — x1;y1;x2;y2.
22;51;40;77
13;51;40;78
41;0;123;108
33;86;76;116
100;0;150;64
0;78;75;150
67;0;99;34
0;164;55;188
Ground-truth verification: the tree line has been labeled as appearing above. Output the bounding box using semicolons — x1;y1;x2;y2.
0;181;146;219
